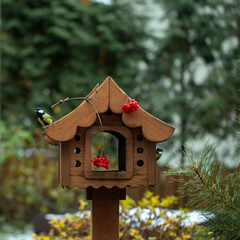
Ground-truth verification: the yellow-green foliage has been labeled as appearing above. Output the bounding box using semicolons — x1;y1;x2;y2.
33;200;91;240
0;122;84;227
0;150;84;226
33;191;215;240
119;191;193;240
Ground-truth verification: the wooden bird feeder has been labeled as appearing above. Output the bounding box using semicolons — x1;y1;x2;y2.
43;77;174;240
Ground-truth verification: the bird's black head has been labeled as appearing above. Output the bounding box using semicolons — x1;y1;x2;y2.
35;107;45;118
156;147;163;154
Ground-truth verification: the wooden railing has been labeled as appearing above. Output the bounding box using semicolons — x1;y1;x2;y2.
126;166;189;208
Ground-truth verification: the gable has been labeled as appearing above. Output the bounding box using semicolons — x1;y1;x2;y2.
43;77;174;144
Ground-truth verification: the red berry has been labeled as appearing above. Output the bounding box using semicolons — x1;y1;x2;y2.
106;159;110;163
122;100;139;113
122;104;128;110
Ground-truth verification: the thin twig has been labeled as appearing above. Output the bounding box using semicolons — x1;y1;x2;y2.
125;95;129;104
52;95;105;153
86;98;105;151
51;97;98;109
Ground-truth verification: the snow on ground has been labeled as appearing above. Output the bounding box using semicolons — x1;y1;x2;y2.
0;209;208;239
0;229;33;240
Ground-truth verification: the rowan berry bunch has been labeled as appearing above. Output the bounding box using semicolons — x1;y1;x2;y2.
91;154;110;169
122;99;139;113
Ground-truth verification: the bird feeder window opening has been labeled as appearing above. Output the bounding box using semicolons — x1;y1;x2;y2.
91;132;119;171
85;125;133;179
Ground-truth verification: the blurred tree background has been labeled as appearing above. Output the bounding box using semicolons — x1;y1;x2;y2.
1;0;240;228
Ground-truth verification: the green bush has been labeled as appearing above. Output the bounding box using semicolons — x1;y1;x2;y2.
0;121;84;227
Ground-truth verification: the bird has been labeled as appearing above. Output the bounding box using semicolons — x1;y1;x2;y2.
156;147;163;161
35;107;53;127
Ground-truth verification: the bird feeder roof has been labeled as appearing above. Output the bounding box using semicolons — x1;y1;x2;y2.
43;77;174;145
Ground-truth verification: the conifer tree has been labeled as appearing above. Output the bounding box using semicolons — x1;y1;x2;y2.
2;0;149;127
142;0;240;160
167;136;240;239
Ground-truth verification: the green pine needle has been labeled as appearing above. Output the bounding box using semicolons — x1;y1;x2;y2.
166;140;240;239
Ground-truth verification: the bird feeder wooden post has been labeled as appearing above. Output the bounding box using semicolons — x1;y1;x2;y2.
87;187;126;240
42;77;174;240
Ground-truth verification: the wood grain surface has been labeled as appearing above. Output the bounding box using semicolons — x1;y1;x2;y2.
43;76;174;144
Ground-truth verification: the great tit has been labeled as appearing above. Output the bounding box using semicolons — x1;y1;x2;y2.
35;107;53;127
156;147;163;161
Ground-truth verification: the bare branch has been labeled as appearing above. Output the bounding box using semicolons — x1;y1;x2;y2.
52;97;98;109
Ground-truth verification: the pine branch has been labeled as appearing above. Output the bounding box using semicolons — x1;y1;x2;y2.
166;137;240;239
192;166;236;210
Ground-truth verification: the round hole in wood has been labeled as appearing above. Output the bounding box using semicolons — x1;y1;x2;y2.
74;147;81;154
137;135;143;141
74;160;81;167
74;135;80;141
137;147;143;154
137;160;144;167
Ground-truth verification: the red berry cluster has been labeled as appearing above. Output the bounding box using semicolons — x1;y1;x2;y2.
122;99;139;113
91;154;110;169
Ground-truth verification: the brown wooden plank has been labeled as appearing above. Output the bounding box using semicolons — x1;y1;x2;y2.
69;128;86;176
44;76;174;144
133;128;148;185
59;143;62;185
126;167;190;209
175;175;185;208
109;77;175;143
163;174;175;197
87;187;126;200
122;107;175;143
126;185;147;202
43;133;58;146
109;77;129;114
69;175;148;189
89;187;124;240
91;199;119;240
60;142;70;187
94;113;122;126
44;77;110;143
58;143;60;184
148;142;156;186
